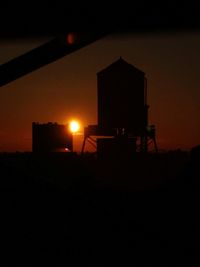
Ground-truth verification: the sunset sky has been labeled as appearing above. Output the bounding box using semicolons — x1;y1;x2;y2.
0;31;200;152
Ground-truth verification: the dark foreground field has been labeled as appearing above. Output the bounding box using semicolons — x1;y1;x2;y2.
0;149;199;266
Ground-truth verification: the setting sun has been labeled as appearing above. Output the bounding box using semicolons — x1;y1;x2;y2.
69;120;80;133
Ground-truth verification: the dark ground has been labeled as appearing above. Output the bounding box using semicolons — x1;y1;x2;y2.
0;148;200;266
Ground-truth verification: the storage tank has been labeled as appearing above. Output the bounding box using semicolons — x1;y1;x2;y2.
97;57;146;136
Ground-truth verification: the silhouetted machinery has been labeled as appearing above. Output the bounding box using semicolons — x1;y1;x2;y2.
1;31;157;157
82;57;157;158
32;122;72;153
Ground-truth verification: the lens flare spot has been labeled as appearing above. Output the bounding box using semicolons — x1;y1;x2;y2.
67;33;76;44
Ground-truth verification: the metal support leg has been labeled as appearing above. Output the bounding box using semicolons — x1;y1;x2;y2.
153;137;158;153
81;137;87;155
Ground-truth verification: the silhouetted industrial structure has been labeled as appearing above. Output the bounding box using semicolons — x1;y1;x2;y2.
32;122;72;153
82;58;157;157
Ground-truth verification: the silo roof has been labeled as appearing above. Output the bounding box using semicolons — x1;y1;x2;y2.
97;57;145;75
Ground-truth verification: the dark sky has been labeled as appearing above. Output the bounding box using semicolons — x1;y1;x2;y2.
0;31;200;152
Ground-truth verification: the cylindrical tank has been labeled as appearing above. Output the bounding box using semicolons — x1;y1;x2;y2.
97;58;146;135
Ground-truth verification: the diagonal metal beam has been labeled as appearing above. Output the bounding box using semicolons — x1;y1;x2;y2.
0;31;110;87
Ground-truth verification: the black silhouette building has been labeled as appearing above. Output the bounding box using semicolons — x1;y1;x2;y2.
32;122;72;153
82;57;157;157
97;57;145;134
